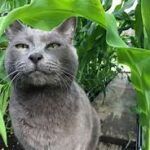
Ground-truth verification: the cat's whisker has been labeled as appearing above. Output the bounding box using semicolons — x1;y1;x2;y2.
59;69;74;83
56;65;74;77
15;62;26;69
63;74;73;84
61;75;71;93
4;74;19;90
62;75;72;91
48;64;73;92
56;72;69;93
55;72;64;92
56;72;69;92
62;76;70;92
0;70;19;83
9;72;21;86
15;62;25;67
60;69;74;78
49;63;74;78
16;63;27;73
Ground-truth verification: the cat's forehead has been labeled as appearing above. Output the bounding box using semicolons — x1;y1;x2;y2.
26;27;51;36
17;27;63;43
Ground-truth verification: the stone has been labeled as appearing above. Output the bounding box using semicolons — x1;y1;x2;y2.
97;142;122;150
93;73;137;149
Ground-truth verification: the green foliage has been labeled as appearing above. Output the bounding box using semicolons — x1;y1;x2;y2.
0;0;105;36
75;18;119;100
0;0;29;16
0;109;7;146
0;40;9;146
0;0;30;146
0;83;10;146
0;0;150;149
0;39;9;147
105;2;150;149
141;0;150;50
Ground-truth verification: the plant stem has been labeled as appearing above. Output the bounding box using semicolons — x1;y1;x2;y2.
145;126;150;150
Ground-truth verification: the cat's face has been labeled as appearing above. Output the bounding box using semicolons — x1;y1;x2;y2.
5;18;78;88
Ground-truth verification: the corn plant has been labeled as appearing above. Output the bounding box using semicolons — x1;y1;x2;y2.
0;0;150;149
75;18;119;101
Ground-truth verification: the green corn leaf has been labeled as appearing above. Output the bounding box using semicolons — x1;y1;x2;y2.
141;0;150;49
0;84;10;115
105;12;150;114
102;0;112;11
0;50;6;81
105;10;150;150
105;13;127;47
0;83;9;146
122;0;135;10
0;0;106;36
135;3;144;48
0;110;7;146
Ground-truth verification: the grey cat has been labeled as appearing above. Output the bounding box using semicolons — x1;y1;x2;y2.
5;17;100;150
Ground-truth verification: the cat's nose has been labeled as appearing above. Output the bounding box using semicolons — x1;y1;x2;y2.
28;53;43;64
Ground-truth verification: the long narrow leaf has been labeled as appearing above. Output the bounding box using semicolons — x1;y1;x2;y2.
0;110;7;146
0;0;106;36
141;0;150;49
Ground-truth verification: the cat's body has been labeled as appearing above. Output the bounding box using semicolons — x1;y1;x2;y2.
5;18;100;150
10;82;99;150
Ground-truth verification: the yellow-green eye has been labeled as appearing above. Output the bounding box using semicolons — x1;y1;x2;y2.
46;43;61;49
15;43;29;49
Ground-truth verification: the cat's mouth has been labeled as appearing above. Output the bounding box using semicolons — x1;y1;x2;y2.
28;69;56;76
29;70;43;75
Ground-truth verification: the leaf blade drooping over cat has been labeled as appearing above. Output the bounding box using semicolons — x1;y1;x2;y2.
0;0;105;36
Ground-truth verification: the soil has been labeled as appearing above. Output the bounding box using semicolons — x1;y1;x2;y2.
0;135;136;150
0;133;23;150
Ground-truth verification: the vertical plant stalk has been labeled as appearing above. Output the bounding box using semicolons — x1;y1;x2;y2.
137;115;142;150
141;0;150;149
145;126;150;150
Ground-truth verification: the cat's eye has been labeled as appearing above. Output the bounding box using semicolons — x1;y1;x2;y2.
46;43;61;49
15;43;29;49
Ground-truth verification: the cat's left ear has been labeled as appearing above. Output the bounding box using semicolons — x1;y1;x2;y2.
55;17;76;43
5;20;25;40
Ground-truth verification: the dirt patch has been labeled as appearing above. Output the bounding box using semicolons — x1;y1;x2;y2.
0;133;23;150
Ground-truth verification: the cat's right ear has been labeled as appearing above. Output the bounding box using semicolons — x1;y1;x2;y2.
5;20;25;40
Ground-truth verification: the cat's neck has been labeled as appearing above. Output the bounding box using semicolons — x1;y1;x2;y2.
11;82;79;118
12;82;74;103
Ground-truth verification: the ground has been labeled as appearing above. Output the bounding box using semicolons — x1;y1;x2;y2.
0;133;23;150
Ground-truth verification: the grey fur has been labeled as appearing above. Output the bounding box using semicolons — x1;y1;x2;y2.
5;17;100;150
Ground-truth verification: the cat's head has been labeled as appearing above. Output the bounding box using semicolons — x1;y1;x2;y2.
5;17;78;88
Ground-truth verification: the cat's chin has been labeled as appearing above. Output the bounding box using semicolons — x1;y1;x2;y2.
25;71;58;87
23;71;47;86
